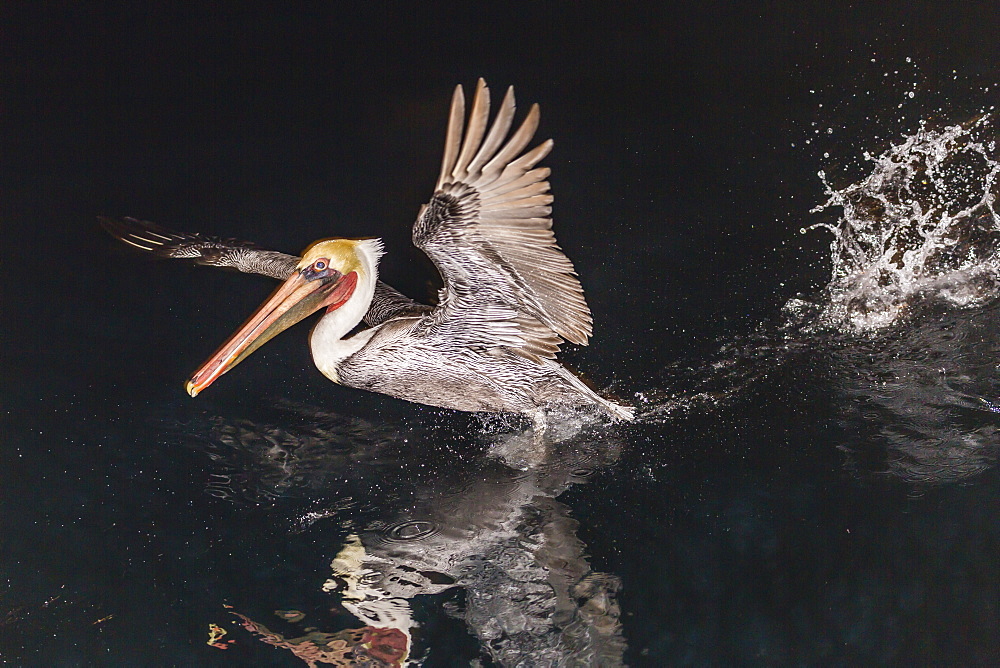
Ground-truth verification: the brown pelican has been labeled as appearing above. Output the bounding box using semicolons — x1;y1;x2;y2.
103;80;632;423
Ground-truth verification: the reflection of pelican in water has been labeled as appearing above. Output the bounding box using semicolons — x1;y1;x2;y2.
325;442;626;665
102;79;632;425
188;404;627;665
229;611;409;667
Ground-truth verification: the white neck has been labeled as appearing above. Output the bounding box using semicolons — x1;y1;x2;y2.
309;239;382;383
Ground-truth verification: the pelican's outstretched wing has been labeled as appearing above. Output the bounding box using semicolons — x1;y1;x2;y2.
412;80;592;360
99;216;300;279
100;216;429;326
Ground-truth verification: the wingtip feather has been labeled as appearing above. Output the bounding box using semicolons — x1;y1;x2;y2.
436;84;466;191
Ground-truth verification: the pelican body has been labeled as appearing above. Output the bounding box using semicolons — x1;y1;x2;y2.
104;80;632;421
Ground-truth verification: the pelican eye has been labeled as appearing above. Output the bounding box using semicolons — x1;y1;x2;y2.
302;257;335;280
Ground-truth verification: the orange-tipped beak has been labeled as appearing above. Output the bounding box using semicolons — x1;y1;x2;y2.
186;269;358;397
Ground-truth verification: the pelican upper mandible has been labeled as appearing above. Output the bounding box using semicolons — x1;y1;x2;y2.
103;80;633;422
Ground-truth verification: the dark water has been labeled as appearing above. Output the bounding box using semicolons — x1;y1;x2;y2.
4;5;1000;666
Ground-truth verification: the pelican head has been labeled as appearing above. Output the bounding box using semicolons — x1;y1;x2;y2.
186;238;382;396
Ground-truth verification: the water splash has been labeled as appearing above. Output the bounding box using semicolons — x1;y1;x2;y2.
806;114;1000;333
638;110;1000;485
